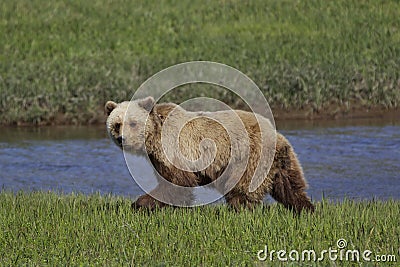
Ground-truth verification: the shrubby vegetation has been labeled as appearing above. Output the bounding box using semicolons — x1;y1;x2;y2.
1;0;399;124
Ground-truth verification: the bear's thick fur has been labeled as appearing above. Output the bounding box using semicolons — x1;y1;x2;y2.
106;97;314;213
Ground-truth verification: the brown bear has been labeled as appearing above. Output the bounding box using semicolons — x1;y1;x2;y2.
105;97;314;213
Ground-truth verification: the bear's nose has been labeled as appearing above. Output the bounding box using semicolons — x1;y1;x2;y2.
116;136;124;145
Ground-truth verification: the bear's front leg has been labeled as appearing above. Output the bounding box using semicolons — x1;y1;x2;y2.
131;178;196;210
131;194;166;210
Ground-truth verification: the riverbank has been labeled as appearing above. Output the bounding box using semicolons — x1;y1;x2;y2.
274;104;400;121
0;191;399;266
3;103;399;127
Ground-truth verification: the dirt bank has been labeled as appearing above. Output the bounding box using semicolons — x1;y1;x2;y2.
3;104;399;127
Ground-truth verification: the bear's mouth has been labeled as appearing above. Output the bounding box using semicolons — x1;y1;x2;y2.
113;135;124;148
111;135;146;153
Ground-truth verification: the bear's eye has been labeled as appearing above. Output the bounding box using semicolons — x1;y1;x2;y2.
114;123;121;132
129;121;137;128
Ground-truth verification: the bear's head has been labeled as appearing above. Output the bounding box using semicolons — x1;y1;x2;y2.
105;96;155;151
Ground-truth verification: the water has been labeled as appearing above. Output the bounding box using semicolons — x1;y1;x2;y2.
0;119;399;201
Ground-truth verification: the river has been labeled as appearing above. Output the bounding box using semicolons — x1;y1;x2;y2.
0;118;399;202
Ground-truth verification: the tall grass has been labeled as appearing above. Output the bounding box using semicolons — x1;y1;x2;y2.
1;0;399;124
0;191;399;266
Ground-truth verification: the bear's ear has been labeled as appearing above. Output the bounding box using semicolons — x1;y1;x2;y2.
105;101;118;116
151;105;166;126
138;96;155;112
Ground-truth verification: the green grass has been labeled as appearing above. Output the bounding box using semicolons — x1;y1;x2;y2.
1;0;400;125
0;191;399;266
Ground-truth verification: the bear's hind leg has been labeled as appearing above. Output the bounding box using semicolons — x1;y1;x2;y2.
270;143;314;214
270;171;314;213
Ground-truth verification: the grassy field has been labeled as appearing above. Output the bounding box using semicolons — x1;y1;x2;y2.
0;191;399;266
0;0;399;125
